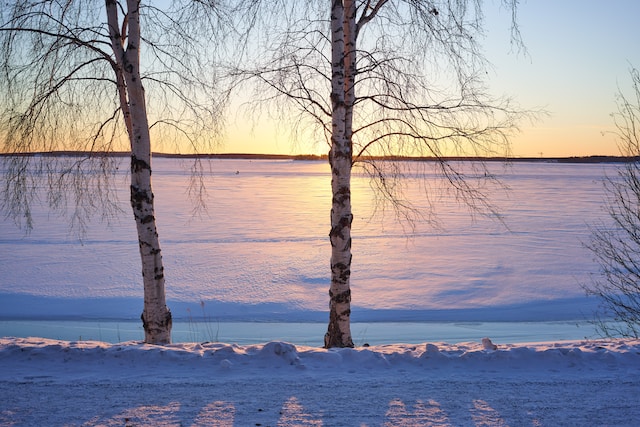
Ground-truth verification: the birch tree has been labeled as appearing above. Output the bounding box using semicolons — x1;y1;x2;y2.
0;0;225;344
236;0;528;347
585;67;640;338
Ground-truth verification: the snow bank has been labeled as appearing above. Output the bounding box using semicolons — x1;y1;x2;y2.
2;337;638;382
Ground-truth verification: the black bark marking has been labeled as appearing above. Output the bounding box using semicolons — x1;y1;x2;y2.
331;150;351;161
130;185;153;212
329;214;353;243
137;239;161;256
141;309;173;339
330;92;342;107
329;225;342;241
324;302;354;349
329;288;351;304
332;186;351;207
154;266;164;280
131;155;150;173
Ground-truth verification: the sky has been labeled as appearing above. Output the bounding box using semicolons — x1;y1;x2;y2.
224;0;640;158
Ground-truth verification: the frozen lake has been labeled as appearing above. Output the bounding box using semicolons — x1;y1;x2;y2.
0;157;618;342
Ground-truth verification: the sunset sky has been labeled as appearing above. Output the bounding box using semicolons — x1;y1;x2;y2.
224;0;640;158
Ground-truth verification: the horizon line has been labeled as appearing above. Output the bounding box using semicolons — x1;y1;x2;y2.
0;151;636;163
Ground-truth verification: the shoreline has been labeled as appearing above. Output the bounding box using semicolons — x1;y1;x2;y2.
1;151;636;163
0;319;599;346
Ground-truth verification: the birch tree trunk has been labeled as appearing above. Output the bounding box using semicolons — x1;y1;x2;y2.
106;0;172;344
325;0;356;348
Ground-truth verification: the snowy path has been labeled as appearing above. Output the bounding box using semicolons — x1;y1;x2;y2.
1;338;639;426
2;377;639;426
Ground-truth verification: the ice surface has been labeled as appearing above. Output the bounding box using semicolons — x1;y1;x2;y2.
0;158;612;323
0;319;598;346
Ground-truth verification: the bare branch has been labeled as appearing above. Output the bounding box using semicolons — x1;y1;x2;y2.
1;0;231;231
585;67;640;338
355;0;389;38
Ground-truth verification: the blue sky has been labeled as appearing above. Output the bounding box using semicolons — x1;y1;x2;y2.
482;0;640;157
224;0;639;157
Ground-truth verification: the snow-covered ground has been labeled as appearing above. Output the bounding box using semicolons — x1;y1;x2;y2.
1;337;639;426
2;158;638;426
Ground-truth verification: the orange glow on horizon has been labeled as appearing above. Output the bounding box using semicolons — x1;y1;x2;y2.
215;120;622;158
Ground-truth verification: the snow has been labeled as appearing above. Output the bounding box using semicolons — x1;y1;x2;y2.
1;337;639;425
2;158;639;425
0;159;610;323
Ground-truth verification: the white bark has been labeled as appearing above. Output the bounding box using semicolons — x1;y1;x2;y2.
106;0;172;344
325;0;355;348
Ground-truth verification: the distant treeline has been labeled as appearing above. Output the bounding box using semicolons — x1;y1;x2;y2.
2;151;638;163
